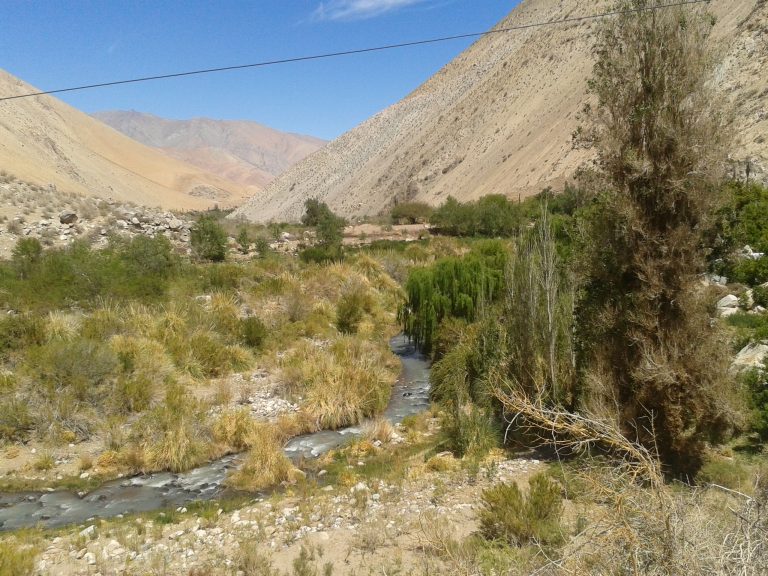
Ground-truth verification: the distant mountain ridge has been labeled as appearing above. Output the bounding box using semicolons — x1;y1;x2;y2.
0;69;250;210
231;0;768;223
92;111;326;189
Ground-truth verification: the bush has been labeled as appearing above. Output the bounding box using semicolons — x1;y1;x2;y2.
240;316;268;349
744;369;768;440
191;215;227;262
11;237;42;279
335;286;369;334
299;244;344;264
390;201;433;224
753;285;768;308
0;540;36;576
227;423;300;491
479;473;563;547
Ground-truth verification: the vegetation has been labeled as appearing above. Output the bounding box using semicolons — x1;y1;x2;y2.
299;198;346;263
390;201;433;224
191;215;228;262
479;472;563;547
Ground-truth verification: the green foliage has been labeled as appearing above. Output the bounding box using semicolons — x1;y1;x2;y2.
237;227;250;253
754;285;768;308
431;195;522;237
697;455;754;491
743;369;768;440
299;244;343;264
0;314;45;360
255;236;270;258
335;286;370;334
390;201;433;224
731;256;768;286
479;472;563;547
401;241;508;352
240;316;268;349
191;215;227;262
714;181;768;260
0;398;32;441
0;239;175;310
11;237;42;279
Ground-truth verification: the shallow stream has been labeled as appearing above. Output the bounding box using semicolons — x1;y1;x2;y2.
0;334;429;531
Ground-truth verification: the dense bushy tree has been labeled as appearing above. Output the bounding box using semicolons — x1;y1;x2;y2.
577;0;736;475
300;198;346;263
191;215;227;262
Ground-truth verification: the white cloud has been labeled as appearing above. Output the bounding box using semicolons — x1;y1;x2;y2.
313;0;427;21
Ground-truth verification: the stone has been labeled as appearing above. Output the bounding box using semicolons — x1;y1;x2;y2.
732;342;768;372
79;525;96;538
59;211;78;225
85;552;96;565
168;218;183;231
717;294;739;309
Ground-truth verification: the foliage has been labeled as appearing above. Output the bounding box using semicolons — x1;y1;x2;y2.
335;284;370;334
239;316;268;349
11;237;42;279
401;240;508;352
753;285;768;308
0;539;36;576
743;369;768;440
479;472;563;546
237;227;250;253
431;195;522;237
191;215;227;262
227;422;299;491
390;201;433;224
575;0;735;476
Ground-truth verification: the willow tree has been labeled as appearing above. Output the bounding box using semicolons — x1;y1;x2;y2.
577;0;737;476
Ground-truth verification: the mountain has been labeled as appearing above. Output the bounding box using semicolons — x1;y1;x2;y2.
232;0;768;223
0;69;250;210
92;111;327;189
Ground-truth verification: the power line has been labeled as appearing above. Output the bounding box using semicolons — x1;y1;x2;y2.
0;0;710;103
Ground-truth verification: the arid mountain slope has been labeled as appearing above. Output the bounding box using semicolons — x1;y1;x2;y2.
0;70;251;210
233;0;767;223
92;111;326;189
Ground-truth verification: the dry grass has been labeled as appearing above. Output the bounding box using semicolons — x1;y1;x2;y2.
227;423;302;492
362;418;394;443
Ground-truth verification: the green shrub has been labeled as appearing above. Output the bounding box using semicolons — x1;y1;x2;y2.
26;338;118;401
11;237;42;279
299;245;344;264
479;473;563;547
744;368;768;440
731;256;768;286
752;285;768;308
697;455;754;491
240;316;268;348
335;287;369;334
191;215;227;262
0;314;45;360
390;201;433;224
440;403;498;459
0;398;32;441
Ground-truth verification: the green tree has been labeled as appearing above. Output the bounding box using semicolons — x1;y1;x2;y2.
190;215;227;262
236;228;250;254
11;237;42;279
577;0;735;476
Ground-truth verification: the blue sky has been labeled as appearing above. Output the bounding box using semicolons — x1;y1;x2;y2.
1;1;517;140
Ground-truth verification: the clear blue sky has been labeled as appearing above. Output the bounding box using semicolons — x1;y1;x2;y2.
1;1;518;140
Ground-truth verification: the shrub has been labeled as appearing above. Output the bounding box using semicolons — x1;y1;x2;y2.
299;244;344;264
240;316;268;349
744;369;768;440
11;237;42;279
753;285;768;308
191;215;227;262
335;286;369;334
390;201;433;224
479;473;563;547
0;540;36;576
212;408;257;451
0;398;32;441
227;423;300;491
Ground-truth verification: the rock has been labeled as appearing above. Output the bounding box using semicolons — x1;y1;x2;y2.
59;211;78;224
168;218;183;231
84;552;96;565
717;294;740;316
732;342;768;372
79;525;96;538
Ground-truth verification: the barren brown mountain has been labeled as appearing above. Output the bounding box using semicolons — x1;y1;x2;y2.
92;111;326;189
0;70;251;211
232;0;768;223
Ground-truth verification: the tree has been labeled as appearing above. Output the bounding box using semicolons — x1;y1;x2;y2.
300;199;346;262
11;237;42;279
577;0;735;476
190;215;227;262
236;228;250;254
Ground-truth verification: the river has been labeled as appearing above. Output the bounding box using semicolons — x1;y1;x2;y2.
0;334;429;531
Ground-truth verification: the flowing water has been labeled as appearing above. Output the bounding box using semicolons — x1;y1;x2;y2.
0;334;429;531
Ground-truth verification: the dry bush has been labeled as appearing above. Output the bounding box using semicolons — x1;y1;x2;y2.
227;423;302;491
362;418;394;443
283;337;396;429
211;408;258;451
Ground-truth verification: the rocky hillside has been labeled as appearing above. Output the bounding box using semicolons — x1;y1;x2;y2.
232;0;767;223
93;111;326;189
0;69;251;211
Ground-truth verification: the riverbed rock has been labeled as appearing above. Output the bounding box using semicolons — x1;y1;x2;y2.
733;341;768;372
59;211;78;224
